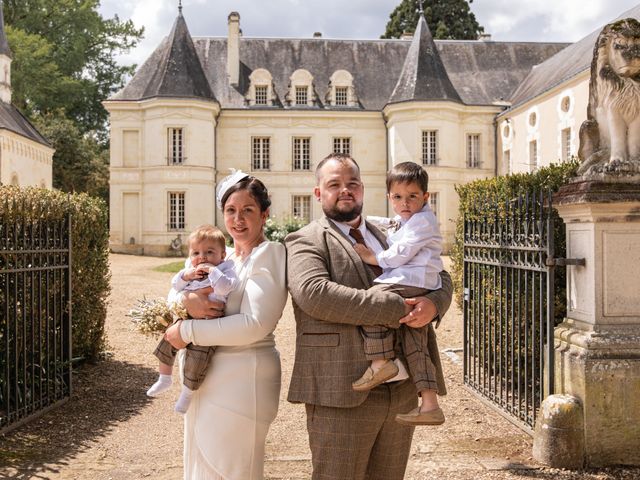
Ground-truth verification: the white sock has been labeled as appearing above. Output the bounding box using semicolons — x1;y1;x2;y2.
174;386;194;414
146;374;172;397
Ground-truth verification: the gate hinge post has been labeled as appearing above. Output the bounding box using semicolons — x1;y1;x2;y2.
546;258;586;267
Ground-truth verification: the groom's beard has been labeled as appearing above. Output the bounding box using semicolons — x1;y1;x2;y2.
323;201;363;223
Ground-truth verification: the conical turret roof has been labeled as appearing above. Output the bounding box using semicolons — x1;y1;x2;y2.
388;14;461;105
118;10;215;101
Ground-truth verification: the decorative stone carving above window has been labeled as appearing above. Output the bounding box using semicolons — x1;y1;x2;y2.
247;68;277;106
326;70;358;107
286;69;316;107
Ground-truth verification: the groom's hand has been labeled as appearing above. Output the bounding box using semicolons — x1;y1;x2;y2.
399;297;438;328
182;288;225;319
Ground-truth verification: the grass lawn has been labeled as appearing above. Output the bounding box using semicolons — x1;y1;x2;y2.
152;261;184;273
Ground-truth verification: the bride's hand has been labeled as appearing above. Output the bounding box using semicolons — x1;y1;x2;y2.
165;321;187;349
182;288;225;319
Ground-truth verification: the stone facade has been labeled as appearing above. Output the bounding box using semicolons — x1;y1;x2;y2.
105;5;639;256
0;4;54;189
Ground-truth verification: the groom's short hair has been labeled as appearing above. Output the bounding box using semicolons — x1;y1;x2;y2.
315;153;361;183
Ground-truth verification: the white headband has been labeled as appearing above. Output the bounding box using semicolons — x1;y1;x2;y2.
216;169;250;210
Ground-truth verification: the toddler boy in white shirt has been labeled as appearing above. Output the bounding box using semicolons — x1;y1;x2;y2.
146;224;237;414
352;161;446;426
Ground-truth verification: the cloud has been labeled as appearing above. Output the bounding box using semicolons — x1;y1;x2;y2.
99;0;640;65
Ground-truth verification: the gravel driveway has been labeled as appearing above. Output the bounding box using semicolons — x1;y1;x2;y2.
1;253;638;479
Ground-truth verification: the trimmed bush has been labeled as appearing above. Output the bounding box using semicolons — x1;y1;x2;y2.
264;216;306;243
450;161;579;323
0;186;110;362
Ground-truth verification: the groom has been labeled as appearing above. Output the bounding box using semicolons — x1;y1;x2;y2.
286;153;453;479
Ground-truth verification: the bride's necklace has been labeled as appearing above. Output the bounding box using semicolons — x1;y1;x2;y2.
234;237;265;260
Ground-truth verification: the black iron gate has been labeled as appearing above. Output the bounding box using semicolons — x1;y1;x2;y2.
463;191;556;433
0;206;72;434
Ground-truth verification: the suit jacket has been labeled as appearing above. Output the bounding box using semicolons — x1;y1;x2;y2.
285;216;453;408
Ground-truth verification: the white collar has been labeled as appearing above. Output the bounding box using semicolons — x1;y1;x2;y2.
329;217;366;240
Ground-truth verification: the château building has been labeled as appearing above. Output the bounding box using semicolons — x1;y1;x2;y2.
105;3;640;256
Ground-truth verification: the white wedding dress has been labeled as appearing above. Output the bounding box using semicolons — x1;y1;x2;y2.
171;241;287;480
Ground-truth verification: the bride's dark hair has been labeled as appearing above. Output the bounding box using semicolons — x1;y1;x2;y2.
220;176;271;212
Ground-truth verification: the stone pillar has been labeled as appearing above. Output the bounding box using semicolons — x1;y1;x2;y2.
553;179;640;467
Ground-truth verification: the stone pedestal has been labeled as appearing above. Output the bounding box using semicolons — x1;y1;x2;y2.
553;179;640;467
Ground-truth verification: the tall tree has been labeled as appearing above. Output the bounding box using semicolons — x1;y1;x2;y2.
5;0;143;139
381;0;484;40
4;0;143;201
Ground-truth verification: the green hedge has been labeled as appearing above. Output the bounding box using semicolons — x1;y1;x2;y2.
0;186;110;362
450;161;579;323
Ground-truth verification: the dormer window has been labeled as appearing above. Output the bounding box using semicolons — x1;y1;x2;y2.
295;86;308;106
287;69;315;107
255;85;268;105
327;70;357;107
247;69;276;107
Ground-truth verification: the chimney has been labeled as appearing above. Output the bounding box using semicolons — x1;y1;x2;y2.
227;12;240;86
313;32;322;38
479;33;492;41
400;31;413;40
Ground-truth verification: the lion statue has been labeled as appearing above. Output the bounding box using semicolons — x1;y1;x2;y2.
578;18;640;176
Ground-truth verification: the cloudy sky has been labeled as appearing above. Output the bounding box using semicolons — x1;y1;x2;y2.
98;0;640;67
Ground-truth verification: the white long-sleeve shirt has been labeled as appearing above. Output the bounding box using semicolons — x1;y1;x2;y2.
371;204;443;290
171;259;237;302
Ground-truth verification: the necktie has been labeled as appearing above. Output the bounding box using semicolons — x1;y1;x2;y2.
349;228;384;277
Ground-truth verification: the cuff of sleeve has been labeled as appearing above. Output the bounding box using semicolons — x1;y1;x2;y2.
208;266;224;284
376;252;388;270
180;319;195;345
172;272;189;291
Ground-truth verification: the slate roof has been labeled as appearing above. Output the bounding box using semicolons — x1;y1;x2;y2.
113;12;215;102
388;14;461;105
0;1;11;57
506;4;640;111
0;103;52;147
111;13;569;109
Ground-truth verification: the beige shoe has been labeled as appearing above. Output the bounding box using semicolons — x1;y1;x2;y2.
395;407;445;426
352;360;399;392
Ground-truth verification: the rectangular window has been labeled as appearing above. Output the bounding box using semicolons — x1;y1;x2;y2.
292;195;311;222
168;192;185;231
123;130;140;167
295;86;308;105
428;192;438;217
168;128;184;165
252;137;270;170
561;128;571;162
335;87;348;106
333;137;351;155
467;134;481;168
255;85;268;105
529;140;538;170
293;137;311;171
504;149;511;174
422;130;437;165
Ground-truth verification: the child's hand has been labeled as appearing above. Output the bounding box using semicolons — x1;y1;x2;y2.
182;267;200;281
195;265;212;278
353;244;378;266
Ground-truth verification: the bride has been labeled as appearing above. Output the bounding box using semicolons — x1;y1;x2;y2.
165;170;287;479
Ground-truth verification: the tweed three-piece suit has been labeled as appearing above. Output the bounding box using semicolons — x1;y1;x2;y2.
286;216;453;480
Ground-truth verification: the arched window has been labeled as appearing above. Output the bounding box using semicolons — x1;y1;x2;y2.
287;69;316;107
326;70;357;107
247;68;276;106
